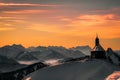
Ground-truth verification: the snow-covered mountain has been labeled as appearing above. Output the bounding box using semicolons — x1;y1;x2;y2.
70;46;92;55
17;46;85;61
16;50;66;61
43;50;66;60
16;52;38;61
48;46;85;58
30;60;120;80
106;48;120;65
0;45;86;61
0;44;25;58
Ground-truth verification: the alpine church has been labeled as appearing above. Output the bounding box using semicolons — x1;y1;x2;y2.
91;35;106;59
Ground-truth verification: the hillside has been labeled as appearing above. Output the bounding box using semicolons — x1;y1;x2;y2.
30;60;120;80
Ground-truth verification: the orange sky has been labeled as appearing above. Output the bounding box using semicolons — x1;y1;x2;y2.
0;1;120;50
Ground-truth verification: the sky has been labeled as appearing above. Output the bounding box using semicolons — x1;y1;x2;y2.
0;0;120;50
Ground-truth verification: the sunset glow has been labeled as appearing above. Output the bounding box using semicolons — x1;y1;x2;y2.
0;0;120;50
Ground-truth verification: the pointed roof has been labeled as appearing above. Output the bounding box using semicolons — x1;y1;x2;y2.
93;44;105;51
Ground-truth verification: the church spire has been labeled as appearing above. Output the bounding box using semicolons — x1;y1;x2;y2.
95;34;99;46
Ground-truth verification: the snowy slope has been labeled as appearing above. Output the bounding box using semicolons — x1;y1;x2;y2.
43;50;66;60
106;48;120;65
17;49;65;61
48;46;85;58
16;52;38;61
69;50;85;58
0;55;26;73
30;60;120;80
71;46;91;55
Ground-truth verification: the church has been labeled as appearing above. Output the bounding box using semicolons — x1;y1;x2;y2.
91;35;106;59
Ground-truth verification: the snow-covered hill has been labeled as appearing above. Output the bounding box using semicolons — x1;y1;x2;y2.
30;60;120;80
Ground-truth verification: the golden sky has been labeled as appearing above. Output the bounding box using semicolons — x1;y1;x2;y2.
0;0;120;50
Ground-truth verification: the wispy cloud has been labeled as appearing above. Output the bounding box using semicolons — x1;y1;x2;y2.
0;2;58;15
64;14;120;27
53;13;120;39
26;24;60;32
2;10;53;14
0;27;15;31
0;16;25;20
0;2;58;7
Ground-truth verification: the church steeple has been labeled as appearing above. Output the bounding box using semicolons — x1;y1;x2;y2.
91;34;106;59
95;34;99;46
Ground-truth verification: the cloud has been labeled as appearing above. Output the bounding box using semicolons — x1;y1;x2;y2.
2;10;53;14
59;17;72;22
0;27;15;31
90;7;120;15
0;2;57;7
64;14;120;27
26;24;60;33
0;16;27;26
0;16;24;20
0;2;59;16
53;13;120;39
0;2;59;14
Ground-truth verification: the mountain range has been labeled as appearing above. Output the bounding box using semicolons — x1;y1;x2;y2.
0;44;119;63
0;45;90;61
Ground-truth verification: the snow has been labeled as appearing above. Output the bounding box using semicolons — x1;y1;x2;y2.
93;44;105;51
30;60;120;80
16;52;38;61
106;48;120;65
0;45;85;61
71;46;91;55
48;46;85;58
18;46;85;61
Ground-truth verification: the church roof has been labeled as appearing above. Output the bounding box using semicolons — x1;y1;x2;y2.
92;44;105;51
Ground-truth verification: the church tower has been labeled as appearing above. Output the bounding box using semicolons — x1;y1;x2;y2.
91;35;106;59
95;35;99;46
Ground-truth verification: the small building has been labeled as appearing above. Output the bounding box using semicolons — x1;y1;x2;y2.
91;35;106;59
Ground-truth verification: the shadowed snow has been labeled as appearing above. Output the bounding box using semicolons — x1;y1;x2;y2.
30;60;120;80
